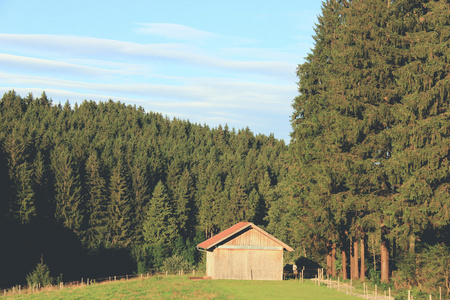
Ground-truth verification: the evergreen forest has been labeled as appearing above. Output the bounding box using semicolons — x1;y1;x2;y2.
1;0;449;297
0;90;288;287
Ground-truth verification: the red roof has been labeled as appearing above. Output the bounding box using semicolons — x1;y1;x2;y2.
197;222;293;251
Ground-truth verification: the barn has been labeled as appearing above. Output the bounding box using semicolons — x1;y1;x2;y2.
197;222;294;280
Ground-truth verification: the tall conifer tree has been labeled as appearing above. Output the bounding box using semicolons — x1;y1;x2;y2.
107;159;132;248
84;150;108;249
51;146;83;232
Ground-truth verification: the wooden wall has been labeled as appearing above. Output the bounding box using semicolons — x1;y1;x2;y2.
224;228;280;248
206;228;284;280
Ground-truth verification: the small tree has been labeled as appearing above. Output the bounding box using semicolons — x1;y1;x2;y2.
26;258;53;287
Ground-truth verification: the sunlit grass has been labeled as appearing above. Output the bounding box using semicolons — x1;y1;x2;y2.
4;276;362;299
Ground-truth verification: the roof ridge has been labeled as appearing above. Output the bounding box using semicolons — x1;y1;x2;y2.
196;222;293;251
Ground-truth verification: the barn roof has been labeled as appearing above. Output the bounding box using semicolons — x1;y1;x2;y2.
197;222;294;251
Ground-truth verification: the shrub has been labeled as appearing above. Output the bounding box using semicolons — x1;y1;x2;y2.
162;255;192;273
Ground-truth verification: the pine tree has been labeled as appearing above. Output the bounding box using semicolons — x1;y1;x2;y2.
51;146;83;232
198;170;222;238
107;159;132;248
129;153;150;243
287;0;348;273
33;151;51;221
143;181;177;265
13;162;36;224
83;150;108;249
173;168;194;239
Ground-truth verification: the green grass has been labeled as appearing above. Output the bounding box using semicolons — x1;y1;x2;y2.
4;276;362;300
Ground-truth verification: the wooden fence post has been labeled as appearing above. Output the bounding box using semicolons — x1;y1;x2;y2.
350;279;352;295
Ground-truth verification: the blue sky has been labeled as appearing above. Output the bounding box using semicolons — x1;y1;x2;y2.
0;0;323;142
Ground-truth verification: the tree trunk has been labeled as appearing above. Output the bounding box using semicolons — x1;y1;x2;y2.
360;237;365;281
342;248;347;280
327;242;332;275
354;239;359;279
372;235;376;274
350;237;354;279
332;242;336;277
380;227;389;283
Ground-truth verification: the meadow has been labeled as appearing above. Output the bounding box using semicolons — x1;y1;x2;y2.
3;276;363;300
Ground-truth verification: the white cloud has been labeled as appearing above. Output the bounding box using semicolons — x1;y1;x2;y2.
0;33;295;79
136;23;217;41
0;53;124;78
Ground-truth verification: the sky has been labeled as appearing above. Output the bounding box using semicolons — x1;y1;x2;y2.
0;0;323;143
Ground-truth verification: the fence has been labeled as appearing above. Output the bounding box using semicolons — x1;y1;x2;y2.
311;268;446;300
312;268;394;300
0;269;199;298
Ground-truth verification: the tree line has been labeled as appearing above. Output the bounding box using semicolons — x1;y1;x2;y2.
269;0;449;295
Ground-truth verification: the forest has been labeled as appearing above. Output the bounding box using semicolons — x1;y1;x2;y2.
1;0;449;297
0;90;288;287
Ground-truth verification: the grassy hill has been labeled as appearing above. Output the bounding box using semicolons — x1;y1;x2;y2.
4;276;363;299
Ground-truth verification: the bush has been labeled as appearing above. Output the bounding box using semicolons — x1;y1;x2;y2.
162;255;192;273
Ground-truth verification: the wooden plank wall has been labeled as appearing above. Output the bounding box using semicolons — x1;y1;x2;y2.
224;228;280;248
209;229;284;280
212;249;283;280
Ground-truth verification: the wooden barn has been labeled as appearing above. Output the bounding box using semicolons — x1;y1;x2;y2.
197;222;293;280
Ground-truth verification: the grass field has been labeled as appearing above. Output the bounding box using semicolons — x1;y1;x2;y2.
4;276;363;299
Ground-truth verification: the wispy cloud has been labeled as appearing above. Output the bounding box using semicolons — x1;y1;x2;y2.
136;23;217;41
0;33;295;79
0;53;125;78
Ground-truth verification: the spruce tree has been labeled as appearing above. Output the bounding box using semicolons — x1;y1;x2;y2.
129;153;150;243
143;181;177;266
107;159;132;248
11;162;36;224
173;168;194;239
51;146;83;232
84;150;108;249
